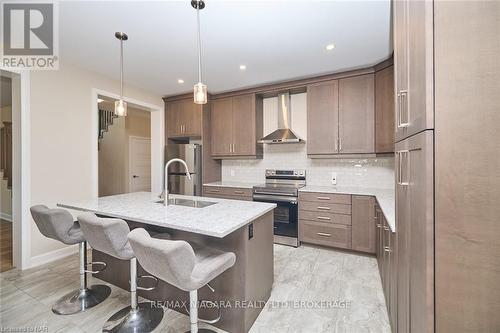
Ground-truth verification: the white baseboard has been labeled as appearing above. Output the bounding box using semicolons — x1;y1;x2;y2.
0;212;12;222
29;244;79;269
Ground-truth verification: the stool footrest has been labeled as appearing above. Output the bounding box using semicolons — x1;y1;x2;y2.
84;261;107;274
197;300;222;325
137;275;159;291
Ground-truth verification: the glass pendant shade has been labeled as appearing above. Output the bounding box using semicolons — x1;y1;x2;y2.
114;99;128;117
193;82;207;104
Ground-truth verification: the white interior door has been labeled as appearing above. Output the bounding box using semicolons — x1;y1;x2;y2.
129;136;151;192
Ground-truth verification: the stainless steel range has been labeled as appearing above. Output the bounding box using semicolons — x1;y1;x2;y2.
252;169;306;247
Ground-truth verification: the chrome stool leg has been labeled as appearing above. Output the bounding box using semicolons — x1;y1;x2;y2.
185;286;221;333
103;258;164;333
52;242;111;315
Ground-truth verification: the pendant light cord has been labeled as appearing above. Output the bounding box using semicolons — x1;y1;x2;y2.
196;1;202;83
120;39;124;98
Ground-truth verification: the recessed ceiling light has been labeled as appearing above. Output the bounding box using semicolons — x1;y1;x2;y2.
326;43;335;51
177;79;184;84
239;65;247;70
97;98;104;103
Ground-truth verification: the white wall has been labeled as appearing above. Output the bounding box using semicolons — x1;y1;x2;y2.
29;62;162;261
222;93;394;189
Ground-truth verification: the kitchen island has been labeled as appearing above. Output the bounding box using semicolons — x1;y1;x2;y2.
58;192;276;333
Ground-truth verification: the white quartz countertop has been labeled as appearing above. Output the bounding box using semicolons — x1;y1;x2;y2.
300;185;395;231
203;181;259;189
58;192;276;238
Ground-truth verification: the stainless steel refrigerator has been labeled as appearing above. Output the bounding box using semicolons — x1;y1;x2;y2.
165;144;202;196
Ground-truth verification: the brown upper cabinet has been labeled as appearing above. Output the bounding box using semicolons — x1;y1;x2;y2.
375;65;395;153
307;74;375;156
165;98;202;138
339;74;375;153
211;94;263;159
394;0;434;142
307;80;339;155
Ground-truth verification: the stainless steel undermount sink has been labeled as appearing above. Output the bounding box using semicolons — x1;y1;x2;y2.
155;198;217;208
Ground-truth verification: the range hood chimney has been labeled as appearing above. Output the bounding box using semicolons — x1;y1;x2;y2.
258;92;304;144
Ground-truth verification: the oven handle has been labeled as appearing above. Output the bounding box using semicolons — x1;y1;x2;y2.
252;194;297;204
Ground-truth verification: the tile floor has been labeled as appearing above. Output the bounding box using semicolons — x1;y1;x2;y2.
0;244;390;333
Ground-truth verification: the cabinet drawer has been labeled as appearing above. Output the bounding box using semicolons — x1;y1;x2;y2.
299;192;351;204
203;186;252;201
299;211;351;225
299;201;351;215
300;221;351;249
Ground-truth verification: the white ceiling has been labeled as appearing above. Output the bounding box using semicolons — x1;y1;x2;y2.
60;1;392;96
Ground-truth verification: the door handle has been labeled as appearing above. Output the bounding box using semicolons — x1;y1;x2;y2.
132;175;139;178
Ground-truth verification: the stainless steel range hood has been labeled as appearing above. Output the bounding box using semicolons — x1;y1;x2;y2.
258;92;304;144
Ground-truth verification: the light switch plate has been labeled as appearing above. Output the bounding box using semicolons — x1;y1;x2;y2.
331;172;337;185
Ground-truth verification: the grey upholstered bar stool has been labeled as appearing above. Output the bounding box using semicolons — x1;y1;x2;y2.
128;228;236;333
77;212;164;333
30;205;111;315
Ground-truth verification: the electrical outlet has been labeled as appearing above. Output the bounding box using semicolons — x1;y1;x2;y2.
331;172;337;185
230;169;235;177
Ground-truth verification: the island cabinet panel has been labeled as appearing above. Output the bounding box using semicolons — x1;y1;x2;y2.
165;98;202;138
306;80;339;155
351;195;375;253
375;65;395;153
338;74;375;154
203;185;252;201
210;94;263;159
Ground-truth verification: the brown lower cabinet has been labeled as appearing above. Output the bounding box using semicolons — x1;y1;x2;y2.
202;186;253;201
299;192;376;254
376;206;397;333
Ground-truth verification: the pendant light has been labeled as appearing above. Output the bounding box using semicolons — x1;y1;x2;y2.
192;0;207;104
114;32;128;116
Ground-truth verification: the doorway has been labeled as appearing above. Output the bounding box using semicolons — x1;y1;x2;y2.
97;96;152;196
0;72;15;271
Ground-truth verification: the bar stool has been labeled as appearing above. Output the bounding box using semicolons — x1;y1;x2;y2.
127;228;236;333
77;212;165;333
30;205;111;315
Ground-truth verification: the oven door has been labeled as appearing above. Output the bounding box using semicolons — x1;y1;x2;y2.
252;194;298;238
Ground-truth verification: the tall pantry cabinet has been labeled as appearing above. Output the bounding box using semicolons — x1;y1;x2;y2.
394;1;500;332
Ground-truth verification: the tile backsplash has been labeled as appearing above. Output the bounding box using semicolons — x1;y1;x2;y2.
222;144;394;189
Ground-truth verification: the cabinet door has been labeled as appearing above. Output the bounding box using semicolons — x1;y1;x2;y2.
166;101;183;137
338;74;375;153
232;94;256;156
375;65;395;153
390;229;398;333
394;0;409;141
211;98;233;156
307;81;339;155
351;195;375;253
181;99;202;137
396;140;410;333
396;0;434;141
407;131;434;333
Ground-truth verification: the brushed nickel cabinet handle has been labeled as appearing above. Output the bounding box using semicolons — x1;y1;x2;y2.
316;196;331;201
383;226;390;231
335;138;338;152
234;190;244;194
396;92;401;128
339;137;342;151
317;232;331;237
376;224;382;228
384;246;391;253
317;206;331;211
400;90;409;128
317;216;331;221
208;189;220;193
